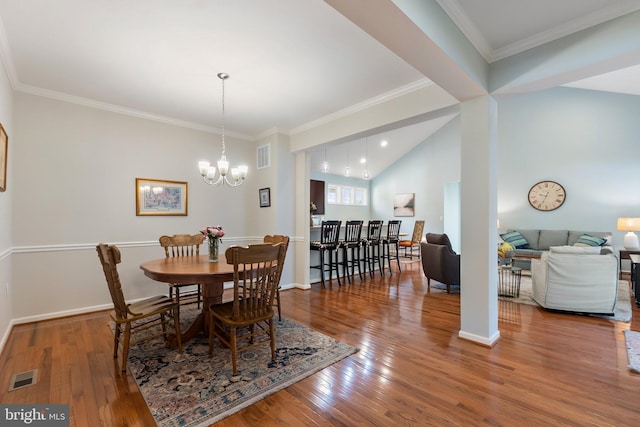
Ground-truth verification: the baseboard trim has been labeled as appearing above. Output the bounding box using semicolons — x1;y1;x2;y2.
458;330;501;347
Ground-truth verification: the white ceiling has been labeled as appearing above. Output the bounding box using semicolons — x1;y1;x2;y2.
0;0;638;178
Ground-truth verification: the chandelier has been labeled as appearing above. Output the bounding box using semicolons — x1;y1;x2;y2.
198;73;248;187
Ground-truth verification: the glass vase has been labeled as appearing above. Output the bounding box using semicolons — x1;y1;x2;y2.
208;237;219;262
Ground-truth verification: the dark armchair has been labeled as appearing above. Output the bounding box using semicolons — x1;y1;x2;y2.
420;233;460;293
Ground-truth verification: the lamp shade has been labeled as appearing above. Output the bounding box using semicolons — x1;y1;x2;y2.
617;218;640;231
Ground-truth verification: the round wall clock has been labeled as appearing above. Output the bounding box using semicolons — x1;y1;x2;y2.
528;180;566;211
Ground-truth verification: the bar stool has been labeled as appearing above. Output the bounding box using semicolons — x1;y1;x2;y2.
362;220;383;278
310;220;342;288
381;220;402;275
339;220;364;284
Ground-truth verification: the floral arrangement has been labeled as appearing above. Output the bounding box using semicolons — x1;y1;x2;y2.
201;225;225;242
310;202;318;215
498;242;515;258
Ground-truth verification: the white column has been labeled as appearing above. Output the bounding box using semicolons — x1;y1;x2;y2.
459;95;500;346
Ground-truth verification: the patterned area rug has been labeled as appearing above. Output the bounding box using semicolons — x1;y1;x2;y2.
623;330;640;373
431;277;631;322
126;308;358;427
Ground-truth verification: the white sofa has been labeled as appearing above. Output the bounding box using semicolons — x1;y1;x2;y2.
531;246;618;315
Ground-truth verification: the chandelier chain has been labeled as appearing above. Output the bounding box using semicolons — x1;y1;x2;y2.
220;73;226;156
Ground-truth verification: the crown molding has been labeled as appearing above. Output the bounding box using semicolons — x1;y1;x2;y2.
490;2;640;62
437;0;640;64
289;78;433;136
15;83;255;140
435;0;492;62
0;14;18;88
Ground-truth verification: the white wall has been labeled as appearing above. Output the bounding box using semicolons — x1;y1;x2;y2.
0;56;13;347
372;87;640;252
11;93;261;319
497;87;640;245
371;116;461;236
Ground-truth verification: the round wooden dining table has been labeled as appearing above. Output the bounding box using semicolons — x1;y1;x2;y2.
140;254;234;345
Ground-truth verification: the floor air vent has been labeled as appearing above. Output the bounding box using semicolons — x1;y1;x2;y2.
8;369;38;391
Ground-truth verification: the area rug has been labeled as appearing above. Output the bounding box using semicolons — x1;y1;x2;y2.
126;308;358;427
623;330;640;373
431;278;631;322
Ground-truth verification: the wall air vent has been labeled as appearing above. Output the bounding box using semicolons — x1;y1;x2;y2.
257;144;270;169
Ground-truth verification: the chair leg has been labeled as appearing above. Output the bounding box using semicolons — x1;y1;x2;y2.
342;247;351;284
113;324;121;359
121;323;132;372
197;284;202;309
381;243;387;275
276;287;282;321
395;243;402;273
269;318;276;362
354;247;363;281
319;250;326;289
230;326;238;375
330;249;341;286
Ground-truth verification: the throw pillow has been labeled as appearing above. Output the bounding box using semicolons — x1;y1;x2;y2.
573;234;607;247
500;231;529;249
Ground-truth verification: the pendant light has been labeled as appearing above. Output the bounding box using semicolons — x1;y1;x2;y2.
363;137;370;180
322;146;330;173
344;143;351;178
198;73;248;187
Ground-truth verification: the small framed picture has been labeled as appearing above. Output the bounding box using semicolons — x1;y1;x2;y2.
394;193;415;217
259;187;271;208
0;123;7;192
136;178;188;216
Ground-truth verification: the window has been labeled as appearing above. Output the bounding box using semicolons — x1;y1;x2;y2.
327;184;368;206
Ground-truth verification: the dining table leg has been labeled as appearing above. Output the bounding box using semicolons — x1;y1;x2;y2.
166;279;225;347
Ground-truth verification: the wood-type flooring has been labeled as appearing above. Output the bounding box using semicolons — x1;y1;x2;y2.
1;260;639;426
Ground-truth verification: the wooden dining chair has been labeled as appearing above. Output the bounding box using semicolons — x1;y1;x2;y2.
208;243;287;375
159;233;206;308
398;220;425;259
263;234;290;321
96;243;183;373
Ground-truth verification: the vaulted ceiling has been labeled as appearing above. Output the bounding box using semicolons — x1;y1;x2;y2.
0;0;638;178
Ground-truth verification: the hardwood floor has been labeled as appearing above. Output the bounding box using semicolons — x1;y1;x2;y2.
1;260;639;426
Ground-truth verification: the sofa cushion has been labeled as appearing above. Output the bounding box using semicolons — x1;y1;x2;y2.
514;248;543;256
516;229;540;250
538;230;569;251
568;230;611;246
574;233;607;247
500;231;529;249
550;245;601;255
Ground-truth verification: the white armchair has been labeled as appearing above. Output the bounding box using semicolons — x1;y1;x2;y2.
531;246;618;315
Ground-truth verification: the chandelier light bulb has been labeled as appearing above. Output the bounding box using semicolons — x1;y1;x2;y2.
198;73;248;187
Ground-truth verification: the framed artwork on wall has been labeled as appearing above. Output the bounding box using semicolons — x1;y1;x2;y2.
0;123;7;192
259;187;271;207
136;178;188;216
394;193;415;217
